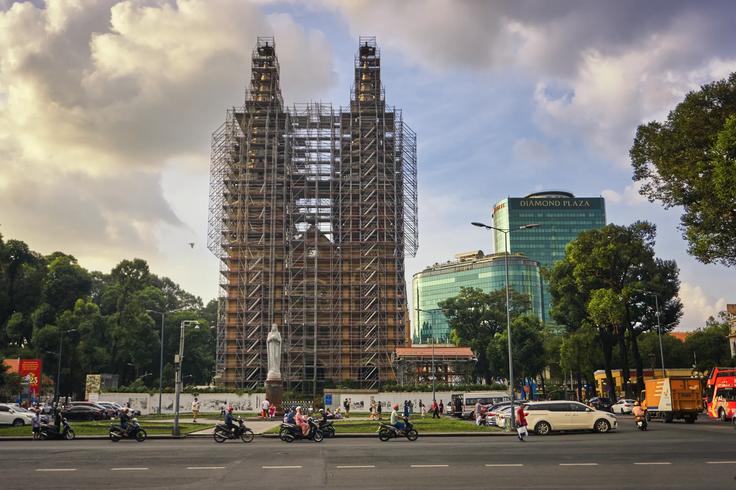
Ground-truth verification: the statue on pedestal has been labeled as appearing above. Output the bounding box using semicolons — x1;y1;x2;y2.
267;323;282;381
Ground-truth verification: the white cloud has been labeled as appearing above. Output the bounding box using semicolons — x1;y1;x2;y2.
512;138;552;166
0;0;335;294
678;282;727;330
601;181;648;206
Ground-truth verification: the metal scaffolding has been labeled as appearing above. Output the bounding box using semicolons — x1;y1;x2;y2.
208;37;418;390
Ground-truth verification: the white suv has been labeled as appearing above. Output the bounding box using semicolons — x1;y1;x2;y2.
523;401;617;435
0;404;34;426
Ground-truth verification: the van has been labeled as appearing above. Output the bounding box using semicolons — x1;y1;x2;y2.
523;401;618;435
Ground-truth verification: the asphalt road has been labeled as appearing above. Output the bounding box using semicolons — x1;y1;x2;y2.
2;416;735;489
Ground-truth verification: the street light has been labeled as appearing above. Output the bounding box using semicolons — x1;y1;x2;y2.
415;307;441;403
146;307;187;415
471;221;540;429
54;328;77;404
173;319;200;436
635;290;666;377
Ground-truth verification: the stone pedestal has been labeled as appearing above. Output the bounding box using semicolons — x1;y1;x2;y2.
265;379;284;415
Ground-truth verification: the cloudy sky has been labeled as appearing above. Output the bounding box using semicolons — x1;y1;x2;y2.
1;0;734;329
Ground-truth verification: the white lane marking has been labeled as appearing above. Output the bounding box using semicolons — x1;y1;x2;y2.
559;463;599;466
485;464;524;467
36;469;77;472
111;468;149;471
187;466;225;470
411;464;449;468
707;461;736;464
262;465;303;469
634;462;671;465
336;465;376;469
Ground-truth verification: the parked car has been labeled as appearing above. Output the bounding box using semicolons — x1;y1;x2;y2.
612;398;635;414
95;402;121;417
0;404;34;426
524;401;618;435
588;397;613;412
494;406;514;427
70;401;115;419
62;405;106;421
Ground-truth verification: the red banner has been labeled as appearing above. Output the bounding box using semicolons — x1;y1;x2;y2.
19;359;42;397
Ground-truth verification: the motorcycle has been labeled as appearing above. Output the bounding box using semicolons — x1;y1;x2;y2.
109;417;147;442
378;417;418;442
279;417;323;443
635;414;648;431
318;418;336;438
39;418;75;440
214;417;255;443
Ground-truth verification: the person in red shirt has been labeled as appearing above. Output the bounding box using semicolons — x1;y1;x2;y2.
516;404;529;441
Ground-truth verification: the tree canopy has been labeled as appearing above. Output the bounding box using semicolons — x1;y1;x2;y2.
630;72;736;266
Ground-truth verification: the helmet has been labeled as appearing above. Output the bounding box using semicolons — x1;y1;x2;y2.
318;408;324;413
227;406;233;412
634;401;640;406
392;403;399;410
296;406;302;411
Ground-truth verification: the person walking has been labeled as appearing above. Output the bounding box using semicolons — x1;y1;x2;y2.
191;397;201;423
419;400;426;418
516;403;529;441
475;400;483;426
268;403;276;419
431;400;439;419
261;398;270;419
32;407;41;440
344;398;350;418
438;400;444;418
403;400;409;418
408;400;414;415
376;401;382;420
369;400;376;420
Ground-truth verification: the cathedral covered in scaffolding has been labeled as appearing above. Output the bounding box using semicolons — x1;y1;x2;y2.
207;37;418;391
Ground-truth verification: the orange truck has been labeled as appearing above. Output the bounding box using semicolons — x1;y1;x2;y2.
643;377;702;423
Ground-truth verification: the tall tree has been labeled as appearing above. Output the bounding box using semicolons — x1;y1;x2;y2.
439;287;531;383
630;72;736;266
486;315;546;389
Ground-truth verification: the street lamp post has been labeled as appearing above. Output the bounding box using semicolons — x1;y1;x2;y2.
636;290;666;377
173;320;200;437
54;328;77;404
146;308;186;415
472;221;540;430
415;307;439;402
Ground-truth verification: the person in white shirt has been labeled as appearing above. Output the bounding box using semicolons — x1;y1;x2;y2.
191;397;201;423
261;399;270;418
475;401;483;426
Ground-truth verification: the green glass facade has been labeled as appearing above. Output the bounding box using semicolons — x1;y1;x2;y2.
492;192;606;324
412;253;543;344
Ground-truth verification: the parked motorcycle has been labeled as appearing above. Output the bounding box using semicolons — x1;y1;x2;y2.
109;417;147;442
214;417;254;443
378;417;418;442
318;418;336;438
279;417;323;443
39;418;75;440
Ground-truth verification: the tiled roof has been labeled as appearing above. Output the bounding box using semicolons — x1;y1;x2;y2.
395;346;475;359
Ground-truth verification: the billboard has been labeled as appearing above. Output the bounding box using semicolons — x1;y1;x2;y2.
19;359;42;398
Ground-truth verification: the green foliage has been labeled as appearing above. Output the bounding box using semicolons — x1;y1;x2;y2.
630;72;736;266
487;315;546;380
439;286;532;382
0;232;214;400
638;332;690;369
685;314;734;372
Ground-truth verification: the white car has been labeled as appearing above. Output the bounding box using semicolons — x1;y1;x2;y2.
612;399;635;414
0;404;34;426
521;401;618;435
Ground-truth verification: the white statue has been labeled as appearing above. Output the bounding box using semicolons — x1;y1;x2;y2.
266;323;282;380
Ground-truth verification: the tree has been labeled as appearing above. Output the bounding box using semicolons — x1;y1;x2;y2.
637;332;690;371
559;324;600;400
486;315;545;388
630;72;736;266
548;222;682;399
439;287;531;383
685;314;734;372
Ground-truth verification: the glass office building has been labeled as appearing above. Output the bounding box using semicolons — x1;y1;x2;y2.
412;251;543;344
492;191;606;324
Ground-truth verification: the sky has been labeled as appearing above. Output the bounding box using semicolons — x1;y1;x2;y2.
0;0;734;330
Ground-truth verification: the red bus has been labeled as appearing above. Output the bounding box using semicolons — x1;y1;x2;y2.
706;367;736;421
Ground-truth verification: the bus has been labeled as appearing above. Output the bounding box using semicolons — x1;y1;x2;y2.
451;391;510;419
705;367;736;421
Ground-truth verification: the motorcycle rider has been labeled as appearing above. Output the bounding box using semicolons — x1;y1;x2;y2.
119;407;131;437
632;400;647;428
295;406;309;436
224;406;235;436
390;403;405;433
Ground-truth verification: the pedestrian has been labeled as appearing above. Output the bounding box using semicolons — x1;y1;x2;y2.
516;403;529;441
261;398;270;419
419;400;426;418
403;400;409;418
377;401;382;420
32;407;41;440
438;400;444;418
475;400;483;426
369;400;376;420
269;404;276;419
431;400;439;419
191;397;201;423
344;398;350;418
408;400;414;415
